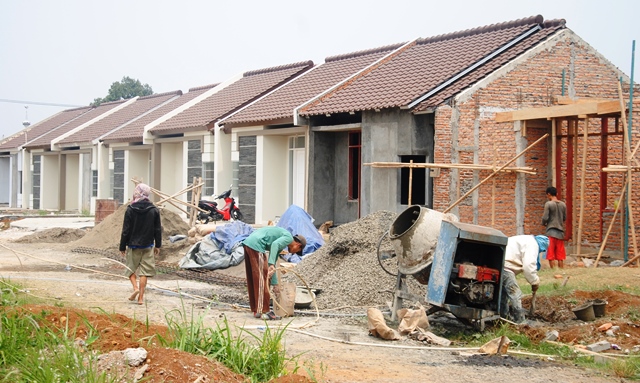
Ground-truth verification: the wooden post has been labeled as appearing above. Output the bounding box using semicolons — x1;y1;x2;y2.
577;118;588;256
551;119;557;187
444;134;549;214
492;140;497;226
408;160;413;206
572;120;578;244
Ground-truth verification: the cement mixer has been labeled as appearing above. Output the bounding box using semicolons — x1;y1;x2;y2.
378;205;508;330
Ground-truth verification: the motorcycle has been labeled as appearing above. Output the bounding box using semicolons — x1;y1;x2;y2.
197;186;243;223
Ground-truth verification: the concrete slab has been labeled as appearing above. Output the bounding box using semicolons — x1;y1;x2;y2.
9;216;95;231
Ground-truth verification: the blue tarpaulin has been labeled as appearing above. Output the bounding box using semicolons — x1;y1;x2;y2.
276;204;324;263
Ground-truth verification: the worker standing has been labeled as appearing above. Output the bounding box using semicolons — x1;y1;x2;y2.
242;227;306;320
119;183;162;305
542;186;567;269
500;234;549;323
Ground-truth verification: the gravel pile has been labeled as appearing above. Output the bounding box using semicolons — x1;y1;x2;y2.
283;210;427;311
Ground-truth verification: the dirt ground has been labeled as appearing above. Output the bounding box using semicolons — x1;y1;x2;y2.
0;215;637;382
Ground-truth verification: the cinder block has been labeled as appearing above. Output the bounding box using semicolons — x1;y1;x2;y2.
586;341;611;352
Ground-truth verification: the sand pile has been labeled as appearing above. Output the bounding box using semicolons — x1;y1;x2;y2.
72;204;192;258
283;210;426;311
13;228;87;244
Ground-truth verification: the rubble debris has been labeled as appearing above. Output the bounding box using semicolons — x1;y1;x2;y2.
544;330;559;342
586;340;611;352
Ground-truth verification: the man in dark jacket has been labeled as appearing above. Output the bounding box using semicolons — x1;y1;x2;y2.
119;183;162;305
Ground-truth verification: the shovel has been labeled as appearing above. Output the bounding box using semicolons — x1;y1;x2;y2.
529;290;537;316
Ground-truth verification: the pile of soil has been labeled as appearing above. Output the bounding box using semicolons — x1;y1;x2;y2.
283;210;427;311
13;227;87;244
71;204;192;260
15;304;311;383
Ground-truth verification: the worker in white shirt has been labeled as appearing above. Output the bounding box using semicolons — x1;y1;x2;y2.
500;235;549;323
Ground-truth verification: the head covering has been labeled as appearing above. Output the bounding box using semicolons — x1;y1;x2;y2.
132;183;151;204
534;235;549;271
534;235;549;253
293;234;307;256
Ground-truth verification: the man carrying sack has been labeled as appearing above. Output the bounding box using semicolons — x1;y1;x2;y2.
242;227;306;320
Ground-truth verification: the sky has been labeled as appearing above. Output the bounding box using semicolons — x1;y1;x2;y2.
1;0;638;140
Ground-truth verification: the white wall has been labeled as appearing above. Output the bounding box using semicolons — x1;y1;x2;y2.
257;135;288;224
64;153;79;211
127;149;150;198
0;157;9;204
41;155;59;209
159;142;185;214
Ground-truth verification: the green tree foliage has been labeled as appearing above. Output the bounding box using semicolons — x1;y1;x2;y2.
91;76;153;106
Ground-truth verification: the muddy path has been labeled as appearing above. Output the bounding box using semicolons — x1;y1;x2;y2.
0;229;627;383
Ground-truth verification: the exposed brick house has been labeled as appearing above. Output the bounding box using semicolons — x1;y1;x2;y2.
296;15;638;254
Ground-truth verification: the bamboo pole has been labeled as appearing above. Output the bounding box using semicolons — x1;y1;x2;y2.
594;179;627;267
188;177;197;227
190;177;203;227
577;118;588;256
617;81;639;263
444;134;549;214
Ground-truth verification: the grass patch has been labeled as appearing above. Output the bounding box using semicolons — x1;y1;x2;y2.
157;302;303;382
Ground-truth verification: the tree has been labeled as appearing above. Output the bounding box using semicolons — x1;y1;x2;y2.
91;76;153;106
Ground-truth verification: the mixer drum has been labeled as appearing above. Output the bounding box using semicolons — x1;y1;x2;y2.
389;206;458;276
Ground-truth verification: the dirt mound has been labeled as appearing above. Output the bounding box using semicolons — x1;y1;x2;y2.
12;227;87;244
283;210;427;311
72;204;191;255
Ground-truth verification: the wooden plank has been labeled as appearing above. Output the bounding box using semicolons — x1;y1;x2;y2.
495;101;622;122
444;134;549;214
555;96;618;105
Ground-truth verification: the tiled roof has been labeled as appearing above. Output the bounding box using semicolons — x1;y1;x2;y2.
24;100;126;149
413;18;565;111
101;85;217;143
57;91;182;147
221;43;405;126
149;61;314;134
0;106;91;151
299;15;566;116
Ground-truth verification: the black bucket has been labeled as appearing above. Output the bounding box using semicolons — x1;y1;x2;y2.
572;302;595;321
591;299;607;317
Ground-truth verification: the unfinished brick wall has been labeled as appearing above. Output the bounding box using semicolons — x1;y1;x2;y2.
432;30;640;256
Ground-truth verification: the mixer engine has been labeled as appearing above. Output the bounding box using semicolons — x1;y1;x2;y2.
449;263;500;305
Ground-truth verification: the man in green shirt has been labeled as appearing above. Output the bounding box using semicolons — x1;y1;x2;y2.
242;226;306;320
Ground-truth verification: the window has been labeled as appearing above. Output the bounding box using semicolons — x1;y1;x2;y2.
400;155;426;205
92;170;98;197
113;150;125;203
348;131;361;200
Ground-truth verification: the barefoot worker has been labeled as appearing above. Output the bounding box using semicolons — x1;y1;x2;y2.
119;183;162;305
242;227;306;320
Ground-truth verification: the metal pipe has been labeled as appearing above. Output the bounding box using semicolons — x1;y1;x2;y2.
625;41;635;262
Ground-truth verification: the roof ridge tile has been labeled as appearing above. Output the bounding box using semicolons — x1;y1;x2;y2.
138;90;183;100
188;83;219;92
417;15;545;45
244;60;314;77
325;43;406;63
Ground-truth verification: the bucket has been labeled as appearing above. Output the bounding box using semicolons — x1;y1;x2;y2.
389;206;458;275
572;302;596;321
591;299;607;317
95;199;119;224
